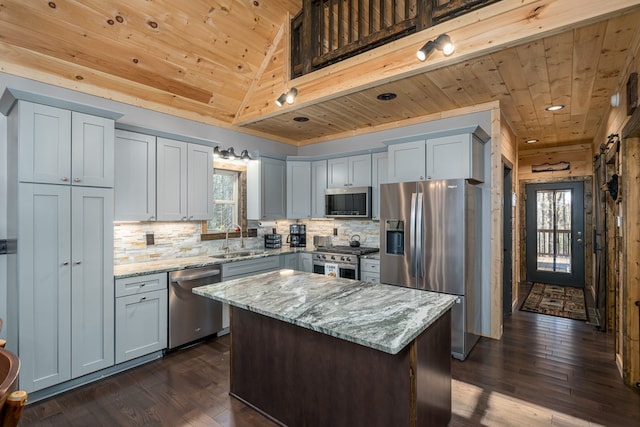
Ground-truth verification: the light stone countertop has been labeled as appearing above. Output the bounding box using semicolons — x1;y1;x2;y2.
193;269;456;355
113;247;310;279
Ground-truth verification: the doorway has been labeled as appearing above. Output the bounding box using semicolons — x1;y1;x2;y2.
525;181;585;287
503;163;513;314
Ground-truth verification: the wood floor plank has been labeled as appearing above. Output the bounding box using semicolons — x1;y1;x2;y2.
21;283;640;426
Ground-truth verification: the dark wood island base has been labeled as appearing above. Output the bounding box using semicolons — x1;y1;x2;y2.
229;307;452;427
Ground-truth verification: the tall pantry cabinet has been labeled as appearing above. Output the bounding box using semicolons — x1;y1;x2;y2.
3;97;116;394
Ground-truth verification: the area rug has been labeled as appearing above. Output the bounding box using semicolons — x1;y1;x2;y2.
520;283;588;320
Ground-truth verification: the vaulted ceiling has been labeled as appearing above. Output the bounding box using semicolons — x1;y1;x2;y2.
1;1;639;150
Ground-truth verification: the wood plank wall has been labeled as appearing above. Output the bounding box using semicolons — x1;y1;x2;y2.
590;36;640;388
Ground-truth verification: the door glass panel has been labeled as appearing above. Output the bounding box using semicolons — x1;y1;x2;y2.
536;189;572;273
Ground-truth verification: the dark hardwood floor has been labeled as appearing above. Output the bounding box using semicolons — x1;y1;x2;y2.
22;286;640;426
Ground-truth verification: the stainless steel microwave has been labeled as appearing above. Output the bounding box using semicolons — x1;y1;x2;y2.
325;186;372;218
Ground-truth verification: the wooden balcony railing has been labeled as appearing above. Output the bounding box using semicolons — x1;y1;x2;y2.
536;229;572;257
291;0;501;78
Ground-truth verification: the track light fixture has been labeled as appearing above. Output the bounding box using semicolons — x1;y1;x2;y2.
276;87;298;107
213;146;252;161
275;93;287;107
416;34;455;62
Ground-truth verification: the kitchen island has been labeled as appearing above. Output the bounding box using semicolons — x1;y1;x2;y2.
193;270;457;427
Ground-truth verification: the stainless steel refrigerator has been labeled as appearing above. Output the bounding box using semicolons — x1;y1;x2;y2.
380;178;481;360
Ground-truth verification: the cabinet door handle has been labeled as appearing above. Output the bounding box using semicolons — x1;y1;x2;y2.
140;283;145;287
181;216;187;221
188;216;194;220
73;178;81;183
74;261;82;265
62;261;69;266
61;177;69;182
140;296;146;301
148;215;155;221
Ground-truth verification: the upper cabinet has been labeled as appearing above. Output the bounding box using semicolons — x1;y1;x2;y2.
156;137;213;221
16;101;114;187
247;157;286;220
371;152;388;220
387;140;426;183
114;130;156;221
426;133;485;182
386;127;488;183
286;161;311;219
311;160;327;218
327;154;371;188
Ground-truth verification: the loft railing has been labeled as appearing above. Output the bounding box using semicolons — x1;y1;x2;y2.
291;0;501;78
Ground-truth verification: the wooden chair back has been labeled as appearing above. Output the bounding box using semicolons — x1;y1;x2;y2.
0;343;27;426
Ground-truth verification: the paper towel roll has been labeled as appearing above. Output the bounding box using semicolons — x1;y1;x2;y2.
258;221;277;227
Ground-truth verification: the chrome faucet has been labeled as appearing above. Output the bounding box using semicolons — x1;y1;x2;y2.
222;223;244;253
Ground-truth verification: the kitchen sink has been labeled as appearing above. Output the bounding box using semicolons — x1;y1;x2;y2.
210;251;268;260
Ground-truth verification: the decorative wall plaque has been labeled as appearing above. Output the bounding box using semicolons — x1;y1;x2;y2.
531;161;570;173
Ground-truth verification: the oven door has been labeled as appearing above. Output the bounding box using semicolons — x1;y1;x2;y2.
313;262;358;280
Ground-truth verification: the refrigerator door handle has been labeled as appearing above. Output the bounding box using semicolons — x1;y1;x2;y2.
416;192;424;278
410;192;417;278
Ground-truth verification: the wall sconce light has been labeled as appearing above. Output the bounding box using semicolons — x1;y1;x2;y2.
276;87;298;106
416;34;455;61
214;146;252;161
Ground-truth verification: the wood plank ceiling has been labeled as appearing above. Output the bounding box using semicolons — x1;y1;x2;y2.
1;1;639;150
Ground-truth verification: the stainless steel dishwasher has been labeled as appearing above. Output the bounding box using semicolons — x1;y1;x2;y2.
168;266;222;349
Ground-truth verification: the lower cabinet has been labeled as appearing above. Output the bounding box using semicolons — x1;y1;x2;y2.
300;252;313;272
17;184;114;393
281;253;299;270
115;273;168;364
360;258;380;283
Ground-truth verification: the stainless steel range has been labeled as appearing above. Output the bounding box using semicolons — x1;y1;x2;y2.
312;246;379;280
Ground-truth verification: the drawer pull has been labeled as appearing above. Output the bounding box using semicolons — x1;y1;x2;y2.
140;296;146;301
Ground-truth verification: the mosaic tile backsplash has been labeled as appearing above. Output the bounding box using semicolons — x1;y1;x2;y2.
114;219;380;265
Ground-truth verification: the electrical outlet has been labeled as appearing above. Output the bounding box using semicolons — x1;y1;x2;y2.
146;233;155;245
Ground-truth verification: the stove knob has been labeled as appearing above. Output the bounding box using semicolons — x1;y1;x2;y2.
331;255;336;260
341;256;346;261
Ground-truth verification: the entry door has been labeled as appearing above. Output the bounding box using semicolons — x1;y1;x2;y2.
525;182;585;286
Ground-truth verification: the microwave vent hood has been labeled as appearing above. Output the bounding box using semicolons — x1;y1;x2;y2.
325;186;372;218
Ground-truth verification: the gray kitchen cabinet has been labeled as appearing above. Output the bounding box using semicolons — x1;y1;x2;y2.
17;184;114;392
114;130;156;221
371;152;388;220
6;98;116;394
15;101;114;187
115;273;168;364
426;133;485;183
221;256;281;280
387;128;487;183
311;160;327;218
360;258;380;283
247;157;286;220
327;154;371;188
387;140;426;183
156;137;213;221
281;253;299;270
299;252;313;272
286;161;311;219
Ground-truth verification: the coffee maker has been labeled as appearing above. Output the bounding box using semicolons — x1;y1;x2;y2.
287;224;306;247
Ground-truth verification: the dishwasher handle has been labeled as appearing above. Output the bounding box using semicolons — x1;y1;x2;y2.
170;269;221;282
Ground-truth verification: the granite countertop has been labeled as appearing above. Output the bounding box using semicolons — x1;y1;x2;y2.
193;270;456;355
114;247;309;279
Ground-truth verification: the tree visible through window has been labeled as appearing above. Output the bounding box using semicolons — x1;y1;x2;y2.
210;169;239;231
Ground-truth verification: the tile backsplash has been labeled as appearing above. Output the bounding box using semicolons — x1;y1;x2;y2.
114;219;380;265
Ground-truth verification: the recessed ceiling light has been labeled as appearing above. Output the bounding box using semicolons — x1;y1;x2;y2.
525;139;539;144
545;104;565;111
376;93;397;101
293;116;309;122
